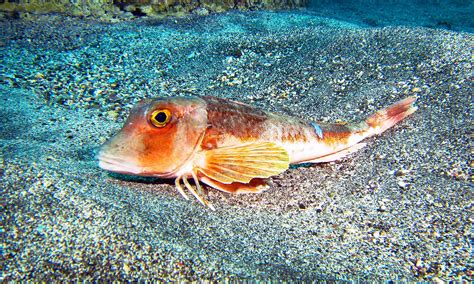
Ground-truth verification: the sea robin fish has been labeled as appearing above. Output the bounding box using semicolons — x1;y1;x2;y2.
98;96;417;210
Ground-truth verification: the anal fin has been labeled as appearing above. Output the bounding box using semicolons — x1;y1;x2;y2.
299;143;366;164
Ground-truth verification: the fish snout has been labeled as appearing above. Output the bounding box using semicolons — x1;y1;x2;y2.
97;153;139;175
97;138;145;175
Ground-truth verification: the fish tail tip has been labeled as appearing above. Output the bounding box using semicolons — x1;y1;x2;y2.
366;96;418;135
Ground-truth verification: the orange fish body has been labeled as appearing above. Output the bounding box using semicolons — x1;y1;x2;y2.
98;96;417;210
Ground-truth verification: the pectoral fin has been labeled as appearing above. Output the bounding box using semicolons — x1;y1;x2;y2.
196;142;289;184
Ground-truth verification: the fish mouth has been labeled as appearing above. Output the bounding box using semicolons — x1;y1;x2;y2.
97;152;144;175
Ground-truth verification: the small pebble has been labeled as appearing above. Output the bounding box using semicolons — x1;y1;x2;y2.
106;110;119;120
397;180;409;189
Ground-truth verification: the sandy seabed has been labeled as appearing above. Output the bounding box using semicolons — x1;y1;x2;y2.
1;10;472;281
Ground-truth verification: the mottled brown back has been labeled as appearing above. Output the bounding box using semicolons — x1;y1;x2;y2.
203;96;270;139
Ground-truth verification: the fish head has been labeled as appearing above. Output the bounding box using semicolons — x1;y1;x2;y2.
98;96;208;177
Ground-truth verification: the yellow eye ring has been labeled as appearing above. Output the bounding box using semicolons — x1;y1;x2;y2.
150;109;171;128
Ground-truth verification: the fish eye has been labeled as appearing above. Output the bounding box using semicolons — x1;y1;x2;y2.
150;109;171;128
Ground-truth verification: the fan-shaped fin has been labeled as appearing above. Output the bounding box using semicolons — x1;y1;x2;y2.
196;142;289;184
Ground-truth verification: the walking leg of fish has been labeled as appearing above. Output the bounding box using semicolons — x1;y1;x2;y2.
177;172;216;211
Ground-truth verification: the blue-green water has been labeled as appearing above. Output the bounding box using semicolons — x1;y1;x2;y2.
309;0;473;32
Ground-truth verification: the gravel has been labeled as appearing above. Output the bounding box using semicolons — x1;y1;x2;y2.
1;10;472;281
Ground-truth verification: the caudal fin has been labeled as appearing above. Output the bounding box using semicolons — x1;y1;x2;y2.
364;97;417;137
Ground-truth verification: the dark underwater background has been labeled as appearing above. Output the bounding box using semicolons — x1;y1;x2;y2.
1;0;472;281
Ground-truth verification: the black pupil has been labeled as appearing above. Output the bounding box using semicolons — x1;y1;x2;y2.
155;112;168;123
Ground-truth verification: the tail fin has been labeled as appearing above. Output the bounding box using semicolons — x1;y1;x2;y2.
364;97;417;137
297;97;417;164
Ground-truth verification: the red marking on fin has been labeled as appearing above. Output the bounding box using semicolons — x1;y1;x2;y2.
366;97;417;136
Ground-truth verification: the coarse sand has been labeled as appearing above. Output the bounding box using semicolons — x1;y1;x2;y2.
1;11;472;281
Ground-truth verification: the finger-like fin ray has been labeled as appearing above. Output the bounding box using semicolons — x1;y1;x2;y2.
175;174;215;211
